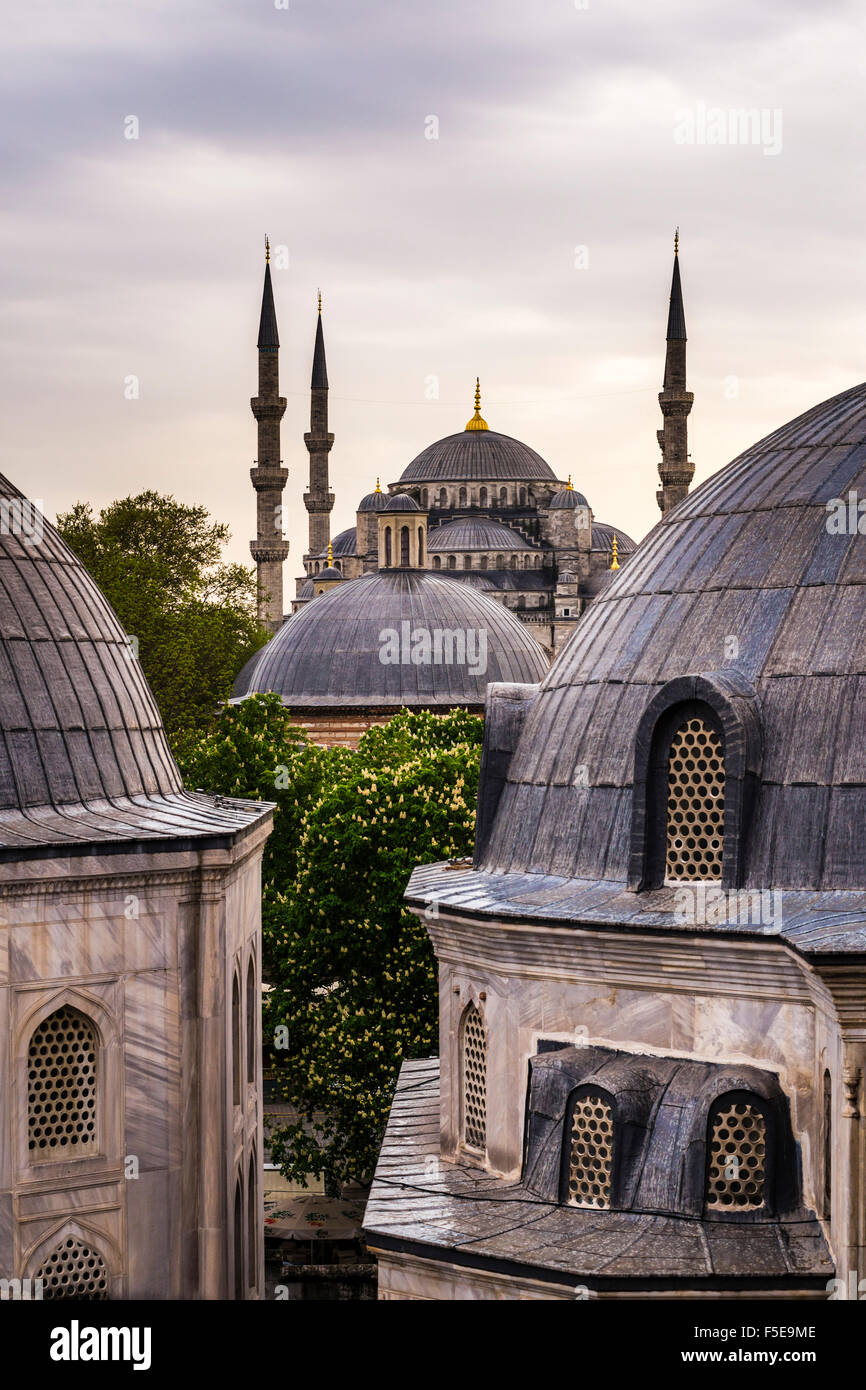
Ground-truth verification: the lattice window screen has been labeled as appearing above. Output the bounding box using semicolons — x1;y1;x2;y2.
665;716;725;881
567;1092;613;1209
706;1099;767;1210
462;1004;487;1151
28;1006;98;1158
36;1237;109;1300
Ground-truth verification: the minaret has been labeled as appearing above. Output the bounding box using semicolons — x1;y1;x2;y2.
303;291;335;561
250;238;290;632
656;230;694;514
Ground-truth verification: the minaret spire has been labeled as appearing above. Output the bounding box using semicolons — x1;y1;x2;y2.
304;292;334;560
656;230;694;514
250;241;289;632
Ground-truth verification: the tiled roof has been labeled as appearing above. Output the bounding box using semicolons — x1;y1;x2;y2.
399;430;557;484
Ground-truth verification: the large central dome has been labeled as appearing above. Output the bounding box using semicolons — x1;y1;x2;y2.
399;429;557;485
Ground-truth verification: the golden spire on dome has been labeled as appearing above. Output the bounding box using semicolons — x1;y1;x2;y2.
566;474;574;490
374;477;382;492
465;377;489;431
265;235;270;264
327;539;333;566
610;534;620;571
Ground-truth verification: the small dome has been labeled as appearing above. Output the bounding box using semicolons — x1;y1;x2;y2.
549;486;589;509
297;577;315;598
233;569;548;707
427;518;533;552
399;431;557;485
558;570;578;583
316;565;344;581
358;487;389;513
384;493;422;513
591;522;637;555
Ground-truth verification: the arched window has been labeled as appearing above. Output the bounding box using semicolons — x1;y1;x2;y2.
439;487;447;508
384;526;392;567
246;958;256;1086
706;1093;769;1212
523;554;530;568
247;1151;257;1291
510;554;518;569
823;1070;832;1220
563;1088;614;1209
233;1178;243;1300
459;486;467;507
665;712;725;882
499;487;508;504
28;1006;98;1160
37;1237;108;1300
231;974;241;1107
461;1004;487;1152
400;525;410;566
421;488;428;508
313;561;320;574
432;555;441;570
495;553;503;568
519;487;527;505
417;526;424;565
447;555;456;570
534;554;541;568
334;560;341;571
479;486;488;507
463;555;471;569
479;554;488;570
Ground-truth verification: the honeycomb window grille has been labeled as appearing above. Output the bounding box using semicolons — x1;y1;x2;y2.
36;1237;109;1300
565;1090;614;1209
28;1007;98;1160
461;1004;487;1152
706;1097;768;1211
665;714;725;882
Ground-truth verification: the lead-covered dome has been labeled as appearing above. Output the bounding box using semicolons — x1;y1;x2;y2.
0;472;267;851
479;380;866;894
233;569;548;707
399;430;557;484
426;517;533;552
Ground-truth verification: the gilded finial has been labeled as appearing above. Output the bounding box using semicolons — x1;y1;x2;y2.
327;539;333;566
265;235;270;264
317;288;322;314
374;477;381;493
465;376;489;432
674;227;679;256
610;534;620;571
566;474;573;491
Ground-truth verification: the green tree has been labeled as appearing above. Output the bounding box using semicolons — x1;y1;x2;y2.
56;491;268;748
177;699;483;1189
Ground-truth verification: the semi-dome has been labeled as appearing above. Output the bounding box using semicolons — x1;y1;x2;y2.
0;471;266;851
472;380;866;899
232;569;548;707
590;522;637;555
426;517;533;552
315;526;356;558
399;430;557;485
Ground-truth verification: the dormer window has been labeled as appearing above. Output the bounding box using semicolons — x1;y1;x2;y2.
706;1093;768;1212
665;712;725;882
563;1088;613;1209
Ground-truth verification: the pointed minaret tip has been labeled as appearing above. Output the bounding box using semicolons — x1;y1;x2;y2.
311;298;329;390
257;242;279;351
265;234;270;263
465;376;489;431
317;288;322;314
674;226;679;256
666;235;687;341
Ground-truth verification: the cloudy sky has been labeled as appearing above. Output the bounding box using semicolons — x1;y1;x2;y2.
3;0;865;576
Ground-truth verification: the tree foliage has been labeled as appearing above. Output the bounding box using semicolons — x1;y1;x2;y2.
56;491;268;748
175;698;484;1188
